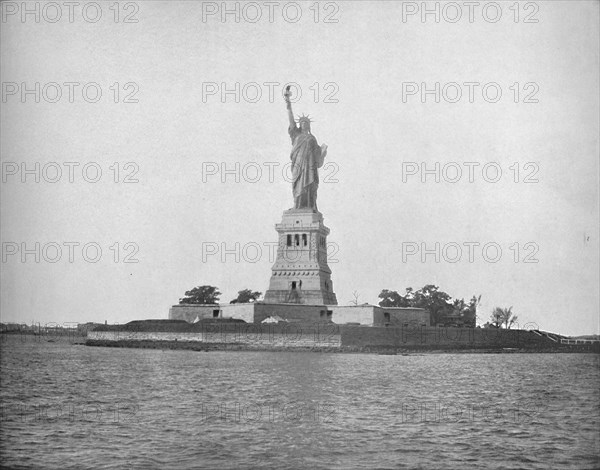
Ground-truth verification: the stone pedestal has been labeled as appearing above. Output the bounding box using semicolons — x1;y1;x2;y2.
264;208;338;305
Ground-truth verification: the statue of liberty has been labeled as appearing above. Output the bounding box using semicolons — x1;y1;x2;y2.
284;86;328;211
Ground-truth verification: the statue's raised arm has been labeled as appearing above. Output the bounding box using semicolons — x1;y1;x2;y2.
284;85;295;129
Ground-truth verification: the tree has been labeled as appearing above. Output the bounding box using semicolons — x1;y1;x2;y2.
378;286;481;327
179;285;221;305
378;288;410;307
466;295;481;326
490;307;518;329
230;289;262;304
451;295;481;328
412;285;454;325
379;285;453;324
349;290;360;305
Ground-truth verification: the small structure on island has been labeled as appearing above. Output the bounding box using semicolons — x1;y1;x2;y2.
261;316;288;324
170;302;429;326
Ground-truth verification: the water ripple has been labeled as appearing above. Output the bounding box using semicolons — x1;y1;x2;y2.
1;338;599;469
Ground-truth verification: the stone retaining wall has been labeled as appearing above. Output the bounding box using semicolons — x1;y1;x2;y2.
88;322;596;352
339;325;558;349
89;323;341;349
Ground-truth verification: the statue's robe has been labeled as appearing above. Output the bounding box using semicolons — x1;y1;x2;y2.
288;124;324;209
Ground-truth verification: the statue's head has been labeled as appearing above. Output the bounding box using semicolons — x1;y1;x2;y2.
297;115;312;134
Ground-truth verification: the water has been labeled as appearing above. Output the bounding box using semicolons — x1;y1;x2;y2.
1;336;599;469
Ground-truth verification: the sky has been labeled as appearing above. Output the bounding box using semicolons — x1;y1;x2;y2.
1;1;598;336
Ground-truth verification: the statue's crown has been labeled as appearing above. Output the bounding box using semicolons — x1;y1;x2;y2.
296;114;313;125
